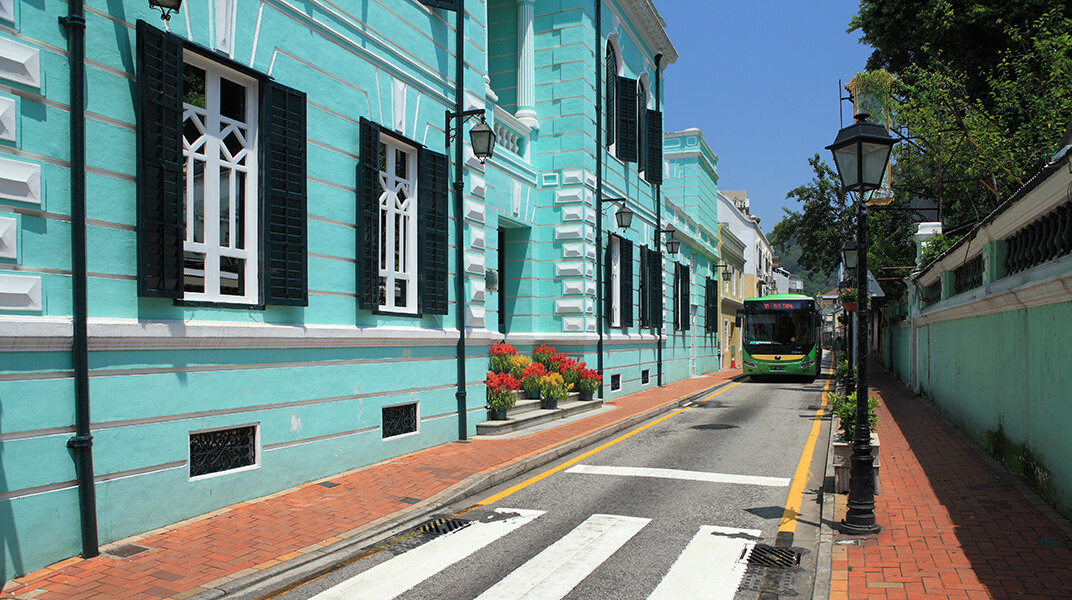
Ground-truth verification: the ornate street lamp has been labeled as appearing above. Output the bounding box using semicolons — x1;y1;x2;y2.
660;226;680;255
827;113;895;536
599;198;634;229
148;0;182;21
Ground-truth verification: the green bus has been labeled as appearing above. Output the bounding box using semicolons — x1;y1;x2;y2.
738;294;822;381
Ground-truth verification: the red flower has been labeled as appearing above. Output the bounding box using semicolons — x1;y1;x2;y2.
485;370;519;392
489;341;518;356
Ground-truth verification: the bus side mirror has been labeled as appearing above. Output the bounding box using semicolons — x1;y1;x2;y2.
735;310;743;328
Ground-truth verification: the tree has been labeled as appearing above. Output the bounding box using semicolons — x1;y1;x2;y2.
770;155;853;279
851;6;1072;228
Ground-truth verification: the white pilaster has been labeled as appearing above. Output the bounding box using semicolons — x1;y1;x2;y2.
515;0;537;128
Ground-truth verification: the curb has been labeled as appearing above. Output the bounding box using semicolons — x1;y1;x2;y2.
188;375;747;600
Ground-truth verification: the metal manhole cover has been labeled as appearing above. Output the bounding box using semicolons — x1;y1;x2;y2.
414;516;470;536
106;544;150;558
748;544;803;568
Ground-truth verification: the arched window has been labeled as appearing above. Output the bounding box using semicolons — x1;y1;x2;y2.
605;44;617;149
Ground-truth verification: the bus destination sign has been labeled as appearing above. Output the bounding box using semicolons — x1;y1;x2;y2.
761;301;806;310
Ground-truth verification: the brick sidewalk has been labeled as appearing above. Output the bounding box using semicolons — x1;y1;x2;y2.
1;369;742;600
829;362;1072;600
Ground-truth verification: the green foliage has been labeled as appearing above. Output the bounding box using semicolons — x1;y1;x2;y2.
850;4;1072;228
770;156;853;279
918;232;962;267
829;391;880;442
834;359;856;386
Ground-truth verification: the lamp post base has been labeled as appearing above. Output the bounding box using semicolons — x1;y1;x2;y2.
839;519;881;536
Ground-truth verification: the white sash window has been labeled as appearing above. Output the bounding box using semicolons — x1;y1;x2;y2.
377;136;418;313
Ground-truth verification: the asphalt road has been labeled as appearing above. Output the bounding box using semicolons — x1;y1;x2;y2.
276;373;832;600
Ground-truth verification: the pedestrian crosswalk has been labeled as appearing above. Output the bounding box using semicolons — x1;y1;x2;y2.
308;508;769;600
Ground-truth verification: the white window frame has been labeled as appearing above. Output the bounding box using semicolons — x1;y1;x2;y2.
381;400;421;440
181;52;259;305
377;134;419;314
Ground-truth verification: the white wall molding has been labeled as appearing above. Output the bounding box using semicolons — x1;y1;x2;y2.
0;214;15;258
0;316;504;352
0;95;16;142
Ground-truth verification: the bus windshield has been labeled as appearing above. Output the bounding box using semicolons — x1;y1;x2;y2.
743;309;817;355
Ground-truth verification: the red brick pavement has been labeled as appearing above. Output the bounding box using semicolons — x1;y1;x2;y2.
830;362;1072;600
1;369;742;600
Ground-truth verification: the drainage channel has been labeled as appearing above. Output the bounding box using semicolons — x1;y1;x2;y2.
737;543;808;598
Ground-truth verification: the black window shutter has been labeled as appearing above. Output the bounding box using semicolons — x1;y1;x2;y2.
705;278;715;333
418;147;449;315
136;21;184;298
673;263;679;330
620;238;633;327
639;246;649;327
605;49;616;148
645;109;663;184
651;251;663;327
418;0;458;9
680;265;691;331
637;89;646;173
263;81;308;306
357;118;381;310
616;76;638;162
604;237;614;326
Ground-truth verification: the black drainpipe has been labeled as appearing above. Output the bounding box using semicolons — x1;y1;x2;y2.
453;1;468;440
594;0;604;397
654;53;663;387
60;0;99;559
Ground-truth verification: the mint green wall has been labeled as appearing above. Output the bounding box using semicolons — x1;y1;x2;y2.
901;301;1072;517
0;0;718;578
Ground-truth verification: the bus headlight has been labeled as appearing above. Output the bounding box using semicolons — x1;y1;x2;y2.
799;359;815;370
743;360;757;369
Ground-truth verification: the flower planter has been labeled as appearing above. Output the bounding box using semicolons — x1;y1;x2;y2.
541;397;559;410
842;301;857;312
578;389;595;401
832;432;880;494
525;388;541;400
488;406;508;420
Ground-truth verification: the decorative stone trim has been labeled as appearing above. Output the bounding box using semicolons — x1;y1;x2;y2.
0;156;41;205
0;274;40;311
0;37;39;88
0;214;15;259
0;95;16;142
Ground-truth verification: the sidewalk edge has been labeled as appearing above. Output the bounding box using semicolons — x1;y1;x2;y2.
188;375;746;600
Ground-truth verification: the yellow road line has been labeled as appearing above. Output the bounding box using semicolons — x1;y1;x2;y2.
778;377;832;534
470;382;742;508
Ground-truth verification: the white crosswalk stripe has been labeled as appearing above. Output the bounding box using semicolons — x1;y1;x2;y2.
565;464;790;487
648;525;761;600
308;508;544;600
474;513;652;600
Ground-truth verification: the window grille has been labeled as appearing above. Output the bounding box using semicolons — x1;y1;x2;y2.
953;255;983;295
922;281;941;307
1003;202;1072;276
382;403;418;438
189;425;257;478
610;374;621;391
641;369;650;385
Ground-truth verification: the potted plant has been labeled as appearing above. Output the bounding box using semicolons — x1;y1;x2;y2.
538;372;571;410
485;371;518;420
489;341;517;373
553;355;582;389
519;362;548;399
839;288;858;312
575;367;601;401
507;354;531;379
532;344;556;367
830;391;881;493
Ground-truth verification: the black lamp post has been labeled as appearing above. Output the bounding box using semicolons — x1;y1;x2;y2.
827;113;895;536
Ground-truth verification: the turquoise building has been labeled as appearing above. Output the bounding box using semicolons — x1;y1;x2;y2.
0;0;725;577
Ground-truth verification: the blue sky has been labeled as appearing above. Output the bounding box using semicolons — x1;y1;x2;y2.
657;1;873;235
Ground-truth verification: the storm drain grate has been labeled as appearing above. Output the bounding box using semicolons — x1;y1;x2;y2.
747;544;803;569
106;544;150;558
414;516;470;536
738;567;798;596
317;481;339;488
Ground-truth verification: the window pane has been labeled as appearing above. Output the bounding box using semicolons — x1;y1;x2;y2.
192;160;205;243
219;168;232;247
235;171;246;249
183;64;206;108
220;256;244;296
395;279;406;307
184;250;205;293
395;148;407;179
219;76;246;122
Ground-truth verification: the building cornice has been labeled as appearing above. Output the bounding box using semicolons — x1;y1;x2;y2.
617;0;678;65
